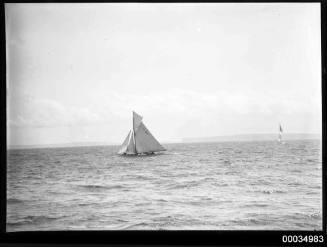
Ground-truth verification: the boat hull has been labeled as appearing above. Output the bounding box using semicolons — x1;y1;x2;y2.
118;151;164;156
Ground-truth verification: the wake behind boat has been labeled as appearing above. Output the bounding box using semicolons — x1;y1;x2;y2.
118;111;166;155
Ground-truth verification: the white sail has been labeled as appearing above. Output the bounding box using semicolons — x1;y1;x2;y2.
126;130;136;154
133;111;143;132
118;111;165;155
118;130;131;154
118;130;137;155
134;122;166;153
278;124;283;142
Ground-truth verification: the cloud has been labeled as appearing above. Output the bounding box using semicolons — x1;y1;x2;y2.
7;88;320;131
95;88;320;116
8;94;102;128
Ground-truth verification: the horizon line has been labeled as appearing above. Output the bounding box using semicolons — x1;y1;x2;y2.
7;132;321;150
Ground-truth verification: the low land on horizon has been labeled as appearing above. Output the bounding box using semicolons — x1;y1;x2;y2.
7;133;321;150
183;133;321;143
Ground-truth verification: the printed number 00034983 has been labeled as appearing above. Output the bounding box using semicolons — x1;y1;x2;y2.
282;235;324;243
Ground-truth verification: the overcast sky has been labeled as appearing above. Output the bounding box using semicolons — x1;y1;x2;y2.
6;3;321;146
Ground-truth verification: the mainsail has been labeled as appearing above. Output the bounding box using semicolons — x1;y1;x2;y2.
135;122;166;153
118;111;166;155
278;124;283;142
133;111;143;132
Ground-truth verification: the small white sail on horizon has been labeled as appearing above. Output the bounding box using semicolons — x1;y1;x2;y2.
118;111;166;155
278;123;283;143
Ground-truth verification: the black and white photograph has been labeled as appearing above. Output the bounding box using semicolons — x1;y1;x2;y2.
6;3;322;231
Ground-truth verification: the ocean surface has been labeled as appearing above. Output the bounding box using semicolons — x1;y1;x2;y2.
7;140;322;231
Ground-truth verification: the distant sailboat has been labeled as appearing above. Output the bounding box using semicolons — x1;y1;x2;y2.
278;123;284;143
118;111;166;155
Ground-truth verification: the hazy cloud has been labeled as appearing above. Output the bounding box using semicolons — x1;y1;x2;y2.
6;3;321;145
8;89;320;129
8;94;101;128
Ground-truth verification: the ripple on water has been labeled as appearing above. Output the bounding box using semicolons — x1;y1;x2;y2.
6;140;322;231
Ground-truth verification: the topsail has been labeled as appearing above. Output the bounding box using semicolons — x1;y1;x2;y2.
118;111;166;155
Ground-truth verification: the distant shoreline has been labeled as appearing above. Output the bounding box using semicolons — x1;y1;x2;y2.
182;133;321;143
7;142;120;150
7;133;321;150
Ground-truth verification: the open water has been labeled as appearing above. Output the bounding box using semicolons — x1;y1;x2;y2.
7;140;322;231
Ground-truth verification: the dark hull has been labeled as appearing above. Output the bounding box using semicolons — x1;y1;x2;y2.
118;151;166;156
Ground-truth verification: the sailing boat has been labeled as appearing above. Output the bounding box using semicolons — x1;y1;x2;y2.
118;111;166;155
278;123;284;144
